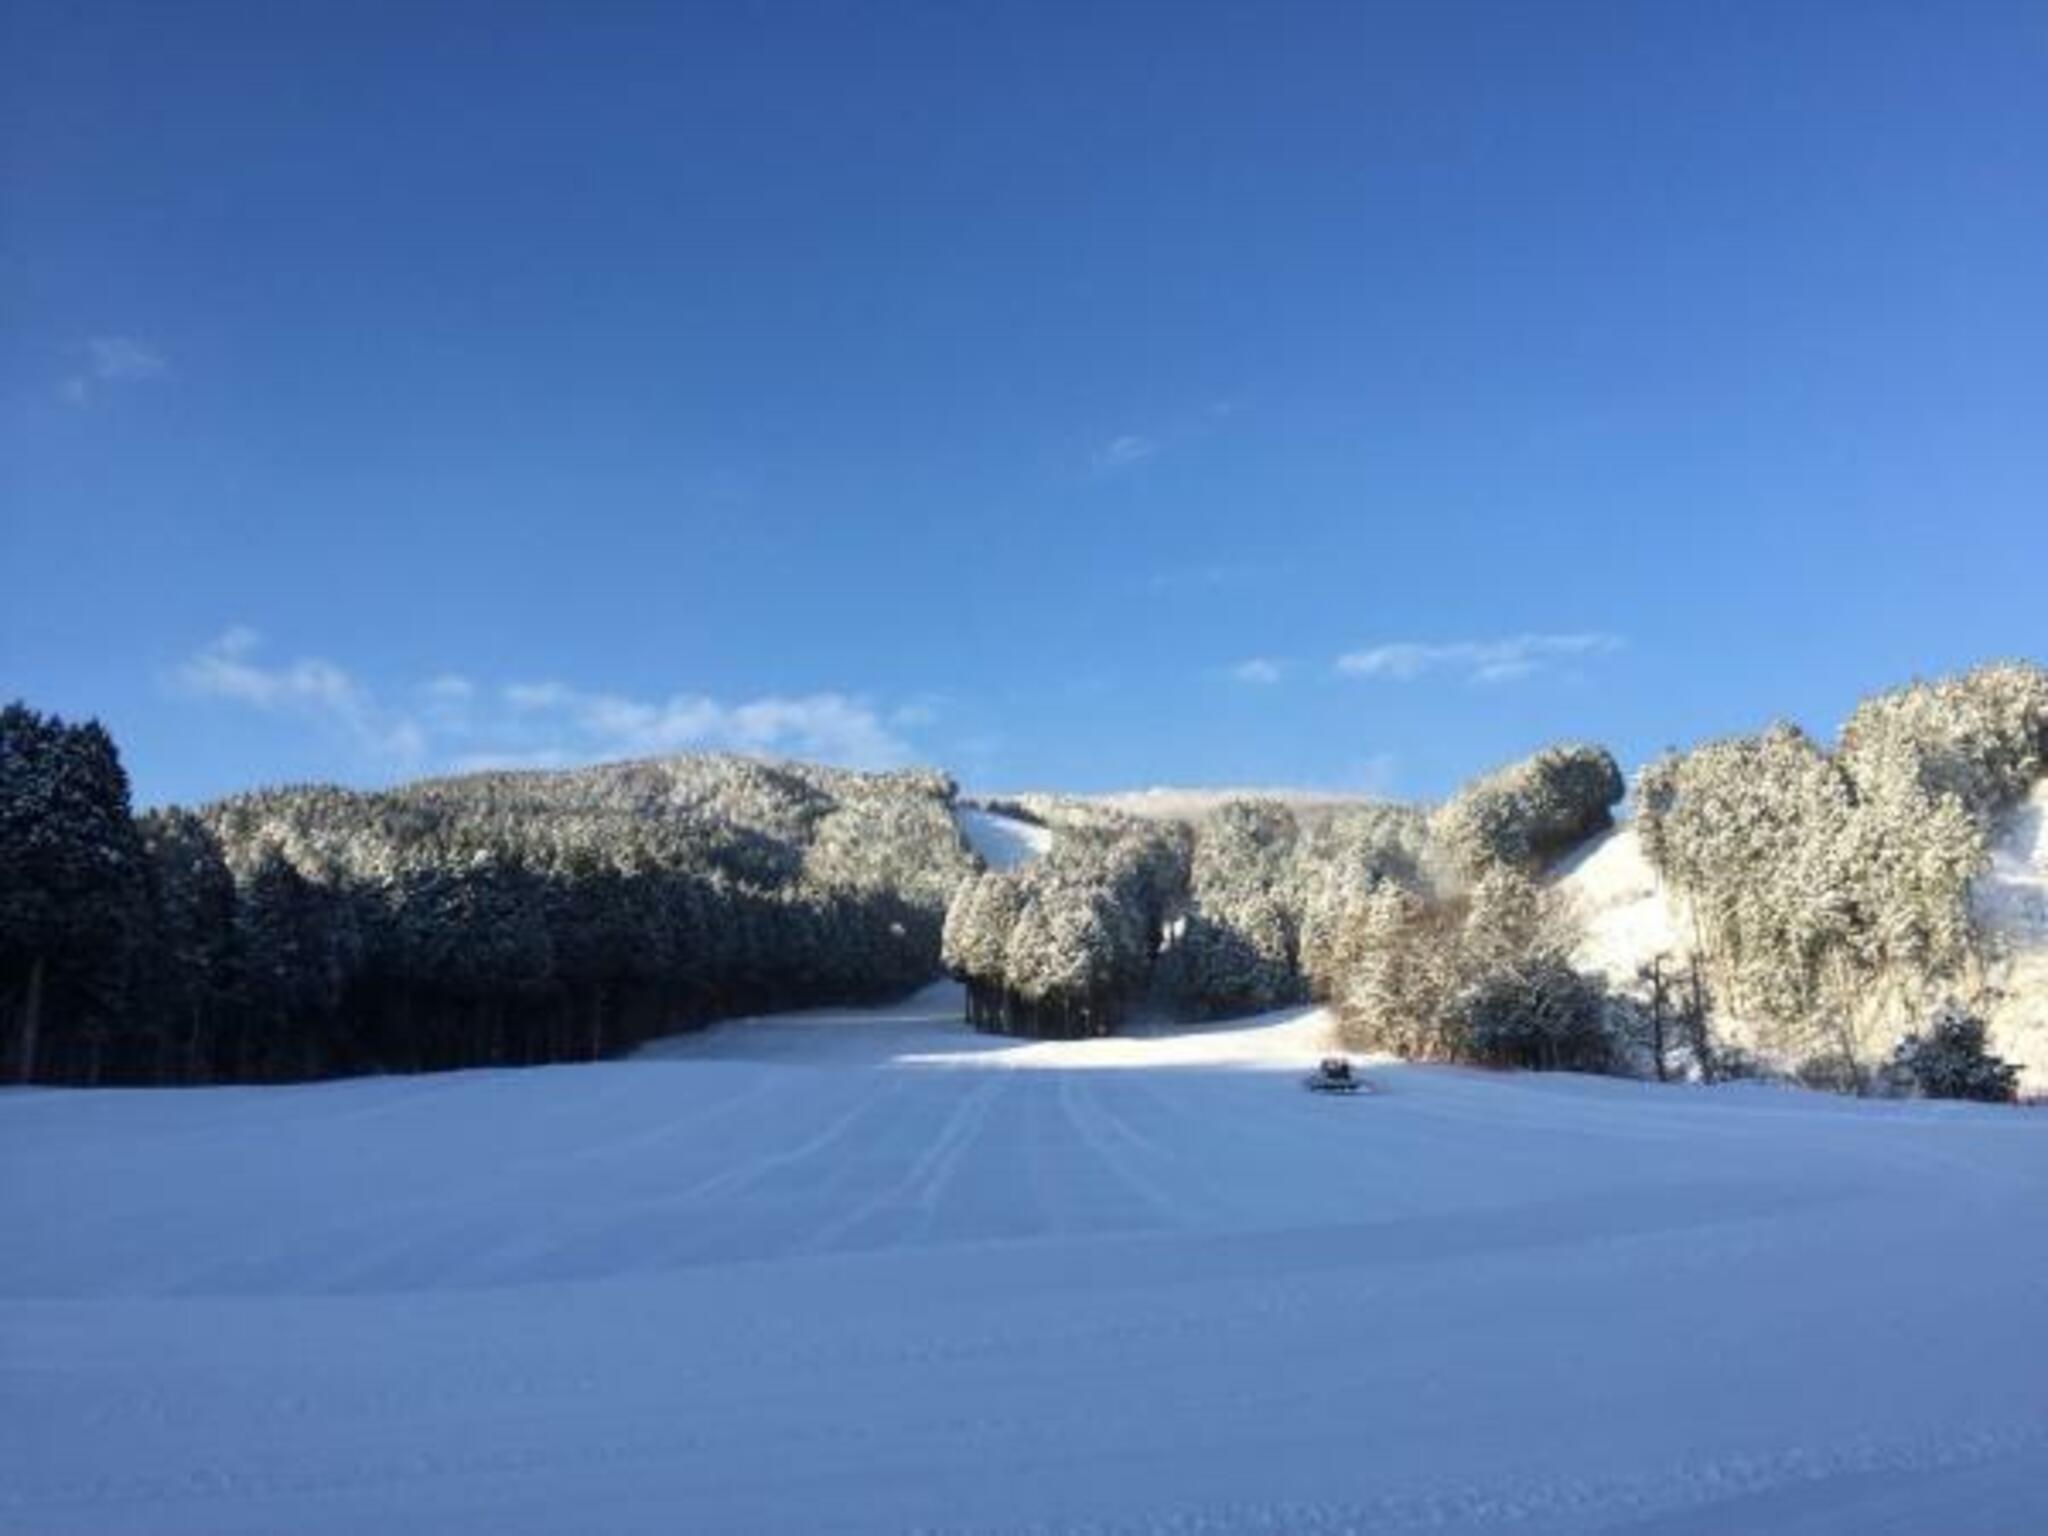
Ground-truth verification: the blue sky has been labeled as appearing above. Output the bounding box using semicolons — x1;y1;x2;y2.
4;1;2044;809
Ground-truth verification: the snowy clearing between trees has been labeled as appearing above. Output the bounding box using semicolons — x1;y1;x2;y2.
955;807;1053;871
4;984;2047;1536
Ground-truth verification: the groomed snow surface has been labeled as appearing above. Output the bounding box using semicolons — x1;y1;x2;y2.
6;984;2047;1536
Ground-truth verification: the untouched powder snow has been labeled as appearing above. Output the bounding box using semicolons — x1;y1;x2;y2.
955;806;1052;870
5;988;2047;1535
1553;822;1692;988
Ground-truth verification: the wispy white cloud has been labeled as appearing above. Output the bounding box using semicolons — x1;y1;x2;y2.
1092;434;1157;473
1228;658;1285;685
1335;632;1624;685
498;683;914;768
1094;388;1252;476
503;681;574;712
62;335;169;405
171;629;924;774
176;628;426;760
89;336;168;381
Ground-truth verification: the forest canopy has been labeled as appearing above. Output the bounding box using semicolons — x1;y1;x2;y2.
4;658;2041;1092
1636;660;2047;1088
0;718;972;1085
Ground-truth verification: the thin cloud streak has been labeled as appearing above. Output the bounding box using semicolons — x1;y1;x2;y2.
176;628;425;760
1335;632;1624;685
172;629;925;774
499;683;916;768
62;335;169;405
1091;434;1157;472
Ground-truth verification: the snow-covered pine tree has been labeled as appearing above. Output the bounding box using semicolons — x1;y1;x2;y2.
1888;1004;2021;1102
1293;803;1429;999
1635;665;2046;1089
1163;800;1306;1017
1428;744;1624;882
1333;881;1460;1059
1334;866;1611;1070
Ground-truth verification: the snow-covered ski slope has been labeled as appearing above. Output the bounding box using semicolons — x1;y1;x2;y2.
955;805;1052;869
6;984;2046;1535
1557;782;2048;1093
1553;821;1689;987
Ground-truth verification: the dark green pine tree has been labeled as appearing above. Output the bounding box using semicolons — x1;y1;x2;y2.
137;807;241;1083
0;704;150;1083
235;849;357;1080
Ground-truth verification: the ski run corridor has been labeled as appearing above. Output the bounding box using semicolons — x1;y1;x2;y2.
4;982;2045;1535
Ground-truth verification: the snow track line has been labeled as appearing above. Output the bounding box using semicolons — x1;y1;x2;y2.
660;1072;916;1211
800;1073;1007;1253
529;1068;781;1169
1079;1073;1175;1160
1058;1072;1199;1230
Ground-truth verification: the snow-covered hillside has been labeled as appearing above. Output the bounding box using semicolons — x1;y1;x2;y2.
1553;821;1692;987
1555;786;2048;1094
1975;781;2048;1089
955;805;1052;869
1019;786;1380;822
5;987;2045;1535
